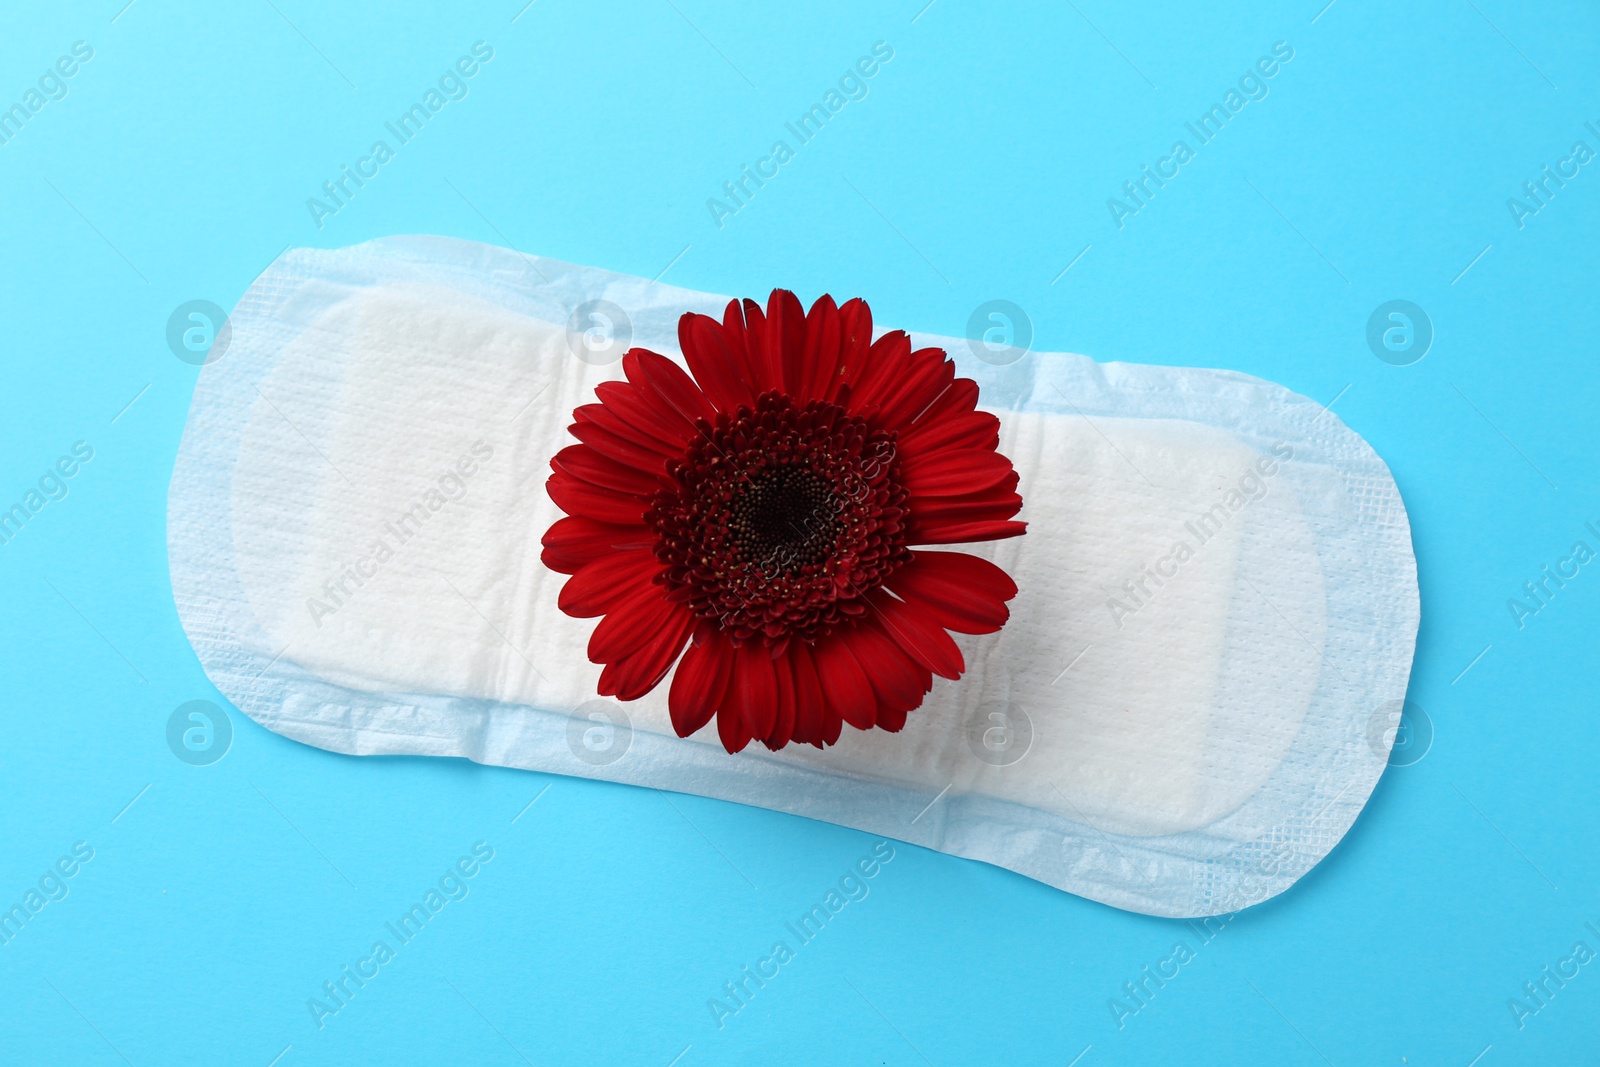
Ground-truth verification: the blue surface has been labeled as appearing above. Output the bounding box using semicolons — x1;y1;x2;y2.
2;1;1597;1064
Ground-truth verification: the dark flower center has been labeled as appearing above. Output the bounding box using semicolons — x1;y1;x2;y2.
728;466;841;573
647;392;911;647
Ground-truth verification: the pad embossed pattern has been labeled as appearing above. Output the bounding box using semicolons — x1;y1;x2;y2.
168;236;1419;917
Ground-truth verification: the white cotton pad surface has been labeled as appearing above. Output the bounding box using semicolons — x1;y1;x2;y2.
168;236;1419;918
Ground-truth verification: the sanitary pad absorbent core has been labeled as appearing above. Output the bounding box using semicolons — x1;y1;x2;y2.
167;236;1419;918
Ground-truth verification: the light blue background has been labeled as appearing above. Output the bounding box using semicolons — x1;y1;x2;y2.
2;1;1596;1064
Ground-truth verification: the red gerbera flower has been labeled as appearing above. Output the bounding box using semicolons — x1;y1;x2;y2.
541;289;1026;753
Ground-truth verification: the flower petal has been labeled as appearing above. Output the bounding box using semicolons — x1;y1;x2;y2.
624;347;716;425
868;590;965;680
594;380;700;451
874;350;954;429
900;407;999;455
820;703;843;745
909;518;1029;544
905;374;979;423
875;704;910;733
843;330;912;415
546;472;654;526
558;549;663;618
904;490;1024;526
725;641;777;743
887;550;1017;634
796;294;842;403
724;299;763;389
832;297;874;405
902;448;1017;497
541;516;653;574
735;298;775;393
552;444;664;496
763;289;807;396
570;406;679;471
788;641;828;748
599;606;695;700
588;583;681;663
811;631;878;730
763;647;797;750
844;618;932;716
680;312;756;412
669;629;733;737
717;699;754;753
